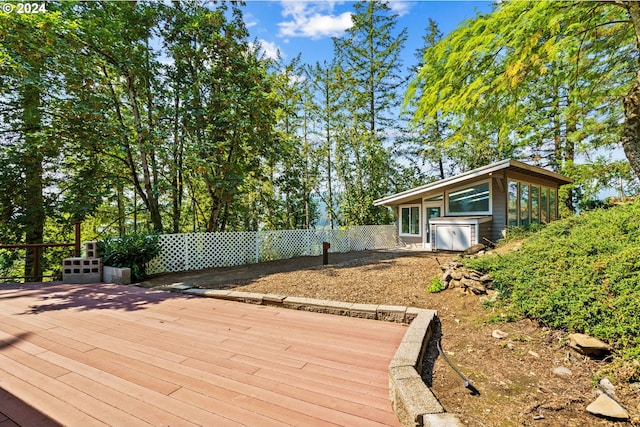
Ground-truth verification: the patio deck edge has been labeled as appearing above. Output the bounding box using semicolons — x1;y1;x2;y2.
159;284;463;427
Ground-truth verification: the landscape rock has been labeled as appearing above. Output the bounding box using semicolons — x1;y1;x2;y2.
552;367;572;376
586;394;629;420
567;333;611;357
442;270;453;283
452;270;464;280
598;378;616;398
438;261;494;296
464;243;486;255
492;329;509;339
449;279;461;288
479;274;493;283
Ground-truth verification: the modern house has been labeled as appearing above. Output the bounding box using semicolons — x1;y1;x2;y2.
373;159;572;251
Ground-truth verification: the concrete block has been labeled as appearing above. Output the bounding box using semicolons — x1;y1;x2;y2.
389;367;444;427
243;293;264;305
350;303;378;319
406;307;435;323
227;291;252;302
321;301;353;316
262;294;286;306
283;296;321;310
103;266;131;285
377;305;407;323
84;241;99;259
422;414;462;427
200;289;232;298
62;257;102;284
390;337;424;369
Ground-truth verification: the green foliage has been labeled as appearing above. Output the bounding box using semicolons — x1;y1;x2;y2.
333;0;407;226
501;222;546;243
405;0;638;204
427;277;445;293
99;231;161;281
467;200;640;363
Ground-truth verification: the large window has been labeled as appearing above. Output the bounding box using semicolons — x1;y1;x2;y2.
531;186;540;224
508;179;558;226
520;183;530;227
448;181;490;214
507;180;518;226
541;188;549;223
400;205;420;236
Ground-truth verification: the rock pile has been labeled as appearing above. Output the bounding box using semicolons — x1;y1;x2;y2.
440;261;494;295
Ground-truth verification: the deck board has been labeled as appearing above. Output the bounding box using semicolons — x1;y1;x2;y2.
0;283;405;426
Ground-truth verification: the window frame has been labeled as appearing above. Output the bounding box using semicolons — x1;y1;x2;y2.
507;179;558;227
445;179;492;216
399;204;422;237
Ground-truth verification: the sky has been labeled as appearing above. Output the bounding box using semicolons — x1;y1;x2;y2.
242;0;494;67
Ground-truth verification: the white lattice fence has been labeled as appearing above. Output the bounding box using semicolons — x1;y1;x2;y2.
311;229;350;253
348;225;397;251
147;225;397;275
257;230;313;262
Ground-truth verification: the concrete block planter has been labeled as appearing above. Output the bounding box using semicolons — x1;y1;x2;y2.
102;266;131;285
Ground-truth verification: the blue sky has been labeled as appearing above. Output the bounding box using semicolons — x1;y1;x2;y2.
242;1;494;67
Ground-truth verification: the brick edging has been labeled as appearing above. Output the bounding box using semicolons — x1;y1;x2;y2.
155;285;462;427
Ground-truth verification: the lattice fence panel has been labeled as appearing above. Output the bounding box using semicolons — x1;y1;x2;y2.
147;225;398;275
348;225;397;251
146;234;187;275
185;231;257;270
311;229;350;253
257;230;313;262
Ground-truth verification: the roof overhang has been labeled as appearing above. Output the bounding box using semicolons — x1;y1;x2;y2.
374;159;572;207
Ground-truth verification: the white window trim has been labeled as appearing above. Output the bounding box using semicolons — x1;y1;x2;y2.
445;179;492;216
399;204;422;237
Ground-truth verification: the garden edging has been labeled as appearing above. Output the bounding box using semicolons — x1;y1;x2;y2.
149;284;462;427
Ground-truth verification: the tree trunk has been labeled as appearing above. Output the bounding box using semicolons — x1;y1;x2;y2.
126;71;163;232
622;2;640;181
22;72;44;282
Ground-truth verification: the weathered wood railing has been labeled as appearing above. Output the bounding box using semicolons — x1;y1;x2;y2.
0;222;82;282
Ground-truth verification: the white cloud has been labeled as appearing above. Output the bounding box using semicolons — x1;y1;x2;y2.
244;16;258;29
388;1;412;17
278;1;353;40
256;39;283;60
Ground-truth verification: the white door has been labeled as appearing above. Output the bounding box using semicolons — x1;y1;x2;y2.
423;204;442;250
435;225;471;251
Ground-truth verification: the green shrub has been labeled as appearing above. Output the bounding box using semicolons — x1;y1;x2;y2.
427;277;445;293
501;222;545;243
466;200;640;365
99;231;160;281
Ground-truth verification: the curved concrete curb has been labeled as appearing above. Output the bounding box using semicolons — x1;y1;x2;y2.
158;285;462;427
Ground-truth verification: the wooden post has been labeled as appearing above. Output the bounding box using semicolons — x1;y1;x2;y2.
74;222;81;257
322;242;330;265
33;246;40;282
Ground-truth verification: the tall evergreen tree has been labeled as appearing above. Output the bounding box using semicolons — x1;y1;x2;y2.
333;0;407;225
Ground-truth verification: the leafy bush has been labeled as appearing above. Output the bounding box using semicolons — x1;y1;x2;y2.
501;222;545;243
99;231;160;281
427;277;445;293
466;200;640;366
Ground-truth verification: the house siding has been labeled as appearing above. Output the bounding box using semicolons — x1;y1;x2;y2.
479;220;493;246
491;176;507;242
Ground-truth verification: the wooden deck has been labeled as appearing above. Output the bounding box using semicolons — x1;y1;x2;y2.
0;282;406;426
